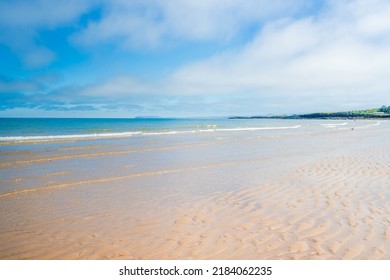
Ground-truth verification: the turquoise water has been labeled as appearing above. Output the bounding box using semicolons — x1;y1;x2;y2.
0;117;376;143
0;118;209;136
0;118;302;140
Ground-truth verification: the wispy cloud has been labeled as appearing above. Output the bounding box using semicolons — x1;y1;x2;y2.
73;0;305;48
170;1;390;94
65;0;390;114
0;0;94;68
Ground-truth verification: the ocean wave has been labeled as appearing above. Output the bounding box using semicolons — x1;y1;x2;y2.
321;122;348;128
350;121;384;129
0;131;143;143
0;125;302;143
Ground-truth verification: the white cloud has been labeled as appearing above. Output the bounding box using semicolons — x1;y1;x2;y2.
80;75;155;97
164;0;390;106
73;0;305;48
3;0;390;115
0;0;95;68
73;0;390;114
0;0;93;27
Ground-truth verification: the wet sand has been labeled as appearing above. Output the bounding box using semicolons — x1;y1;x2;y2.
0;121;389;259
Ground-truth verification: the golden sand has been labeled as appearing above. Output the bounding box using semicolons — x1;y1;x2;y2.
0;123;389;259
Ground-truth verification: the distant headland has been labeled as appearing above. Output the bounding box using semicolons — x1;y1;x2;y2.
230;105;390;120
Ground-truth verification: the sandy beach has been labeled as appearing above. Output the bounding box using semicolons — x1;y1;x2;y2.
1;120;389;259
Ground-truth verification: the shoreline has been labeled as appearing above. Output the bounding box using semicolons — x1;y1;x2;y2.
229;116;390;120
1;120;389;259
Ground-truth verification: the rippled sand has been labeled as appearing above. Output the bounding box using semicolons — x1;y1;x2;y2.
1;121;389;259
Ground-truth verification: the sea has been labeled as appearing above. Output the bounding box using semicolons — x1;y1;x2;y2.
0;117;381;144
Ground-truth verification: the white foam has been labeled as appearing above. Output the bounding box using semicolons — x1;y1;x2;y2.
352;121;384;129
0;125;302;143
0;131;143;143
199;125;301;132
321;122;348;128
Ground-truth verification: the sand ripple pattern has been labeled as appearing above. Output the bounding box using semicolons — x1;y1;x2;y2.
1;127;390;259
142;153;389;259
2;152;389;259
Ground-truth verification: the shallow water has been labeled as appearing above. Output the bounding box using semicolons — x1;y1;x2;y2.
0;119;389;259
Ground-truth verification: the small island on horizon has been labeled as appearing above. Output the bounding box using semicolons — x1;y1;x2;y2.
230;105;390;120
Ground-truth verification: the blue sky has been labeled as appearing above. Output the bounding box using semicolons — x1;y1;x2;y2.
1;0;390;117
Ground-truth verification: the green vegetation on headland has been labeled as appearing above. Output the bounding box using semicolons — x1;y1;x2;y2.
230;106;390;119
